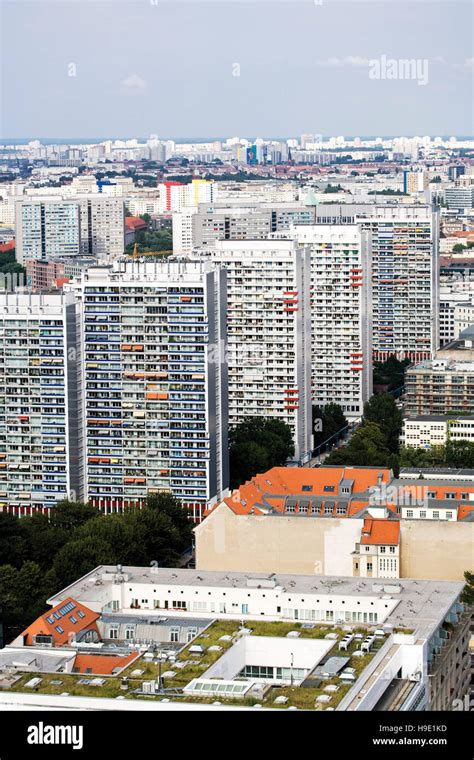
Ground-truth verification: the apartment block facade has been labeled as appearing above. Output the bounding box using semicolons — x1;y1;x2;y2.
405;359;474;416
314;204;439;361
15;196;125;264
71;260;229;522
275;225;372;418
190;203;317;250
0;293;80;515
194;239;313;462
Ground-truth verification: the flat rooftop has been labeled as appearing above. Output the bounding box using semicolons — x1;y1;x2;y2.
49;566;463;642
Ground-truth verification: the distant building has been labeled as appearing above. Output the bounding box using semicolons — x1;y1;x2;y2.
15;196;125;264
445;185;474;210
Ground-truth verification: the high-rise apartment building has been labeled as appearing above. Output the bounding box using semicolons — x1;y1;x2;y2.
275;225;372;417
194;239;313;463
15;196;125;264
314;204;439;361
0;293;80;515
71;260;228;522
158;180;217;213
76;196;124;259
187;203;317;251
15;198;80;263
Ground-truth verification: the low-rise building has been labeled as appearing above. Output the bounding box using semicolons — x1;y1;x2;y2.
402;415;474;448
195;466;474;581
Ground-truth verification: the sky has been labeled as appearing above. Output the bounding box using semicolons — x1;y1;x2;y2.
0;0;473;139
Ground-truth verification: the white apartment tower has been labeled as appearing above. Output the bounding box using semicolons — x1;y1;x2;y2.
196;239;313;463
15;196;125;264
277;225;373;418
314;204;439;361
0;293;80;515
72;260;228;522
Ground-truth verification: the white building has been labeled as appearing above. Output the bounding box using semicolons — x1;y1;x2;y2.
158;180;217;213
45;565;469;712
15;196;125;263
70;259;229;522
275;225;372;418
0;292;81;515
172;207;197;255
193;239;313;463
401;415;474;449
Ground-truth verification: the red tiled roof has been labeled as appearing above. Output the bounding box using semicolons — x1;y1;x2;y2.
209;466;392;517
0;240;15;253
360;518;400;546
19;597;100;647
73;652;138;675
125;217;147;230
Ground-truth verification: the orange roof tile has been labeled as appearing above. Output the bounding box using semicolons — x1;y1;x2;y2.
360;518;400;546
19;597;100;647
209;466;392;517
73;652;138;675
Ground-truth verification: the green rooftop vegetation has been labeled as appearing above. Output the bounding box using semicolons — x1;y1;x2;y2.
6;619;388;710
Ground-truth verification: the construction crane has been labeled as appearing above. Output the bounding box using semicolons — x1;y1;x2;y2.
132;243;173;259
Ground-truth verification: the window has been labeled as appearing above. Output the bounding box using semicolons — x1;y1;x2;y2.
77;610;85;619
380;546;386;553
55;625;64;634
446;511;453;519
302;485;313;492
170;627;180;643
172;600;186;609
406;510;414;518
34;634;53;646
109;626;119;639
125;626;135;640
69;615;77;624
367;563;373;572
323;485;335;492
420;511;426;518
433;511;439;519
390;546;396;554
187;627;198;642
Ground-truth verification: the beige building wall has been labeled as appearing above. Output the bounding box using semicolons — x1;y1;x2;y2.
400;521;474;581
195;504;363;575
196;505;474;582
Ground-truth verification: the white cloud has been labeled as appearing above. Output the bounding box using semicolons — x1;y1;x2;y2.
120;74;148;96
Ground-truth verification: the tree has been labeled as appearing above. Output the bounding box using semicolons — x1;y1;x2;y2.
363;394;402;453
312;404;348;448
48;500;101;532
0;512;27;568
229;417;295;488
373;356;410;391
325;421;390;466
53;536;117;589
453;243;466;253
0;561;58;639
461;570;474;605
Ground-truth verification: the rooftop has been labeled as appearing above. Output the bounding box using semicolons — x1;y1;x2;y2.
48;566;463;642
